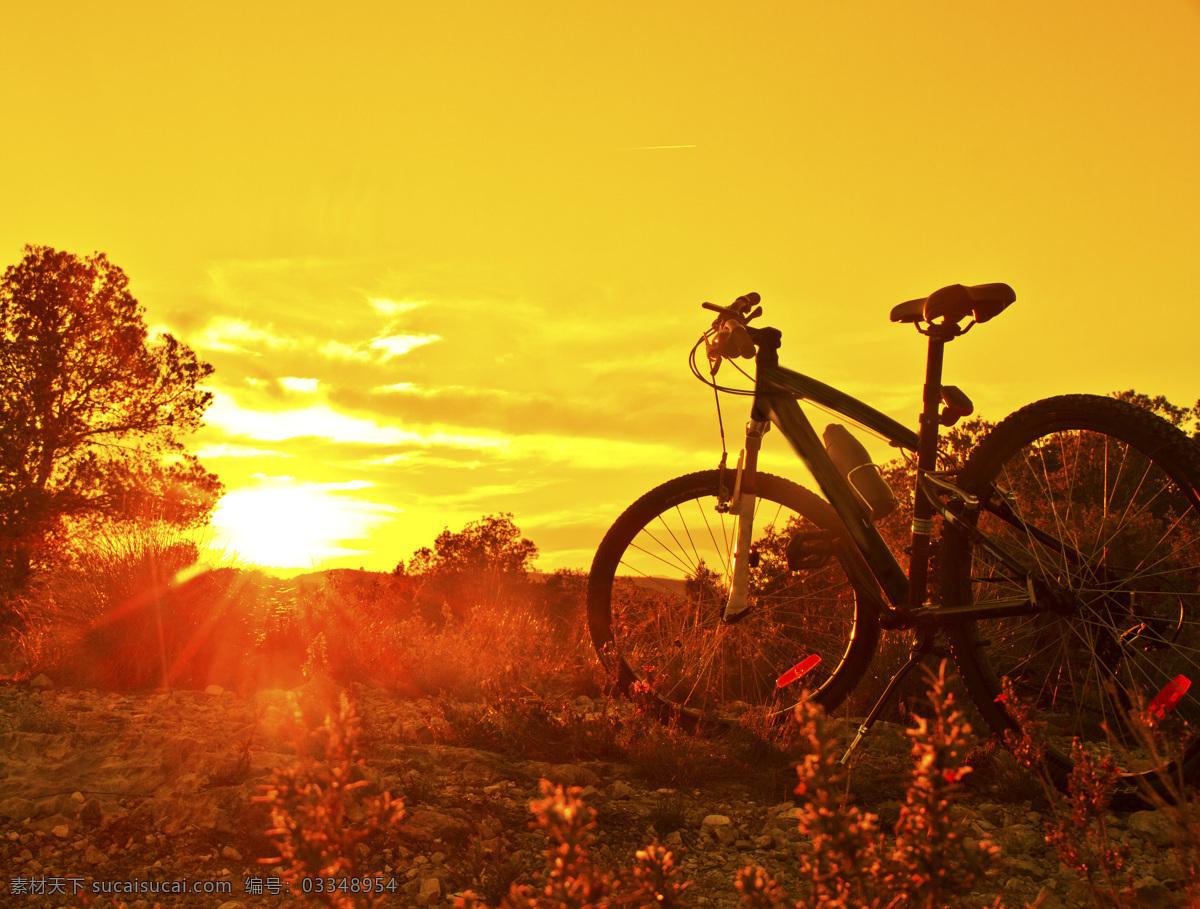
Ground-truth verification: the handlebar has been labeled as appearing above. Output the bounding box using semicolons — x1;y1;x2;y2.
702;292;762;323
703;293;763;364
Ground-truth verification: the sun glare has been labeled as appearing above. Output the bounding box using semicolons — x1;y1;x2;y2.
208;479;398;569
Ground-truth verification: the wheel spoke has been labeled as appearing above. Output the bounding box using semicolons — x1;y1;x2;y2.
946;396;1200;794
590;471;868;724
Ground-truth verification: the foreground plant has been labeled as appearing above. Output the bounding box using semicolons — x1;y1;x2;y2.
253;693;404;909
457;780;691;909
1001;679;1200;908
739;663;999;909
457;664;1003;909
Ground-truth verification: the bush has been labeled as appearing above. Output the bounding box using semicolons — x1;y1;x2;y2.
737;663;998;909
36;524;260;689
253;694;404;909
1001;678;1200;908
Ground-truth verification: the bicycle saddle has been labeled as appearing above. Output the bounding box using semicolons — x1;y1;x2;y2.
890;283;1016;326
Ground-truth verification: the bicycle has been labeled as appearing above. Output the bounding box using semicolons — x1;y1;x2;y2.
587;284;1200;801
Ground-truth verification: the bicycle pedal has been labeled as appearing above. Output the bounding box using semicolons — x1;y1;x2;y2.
785;530;837;571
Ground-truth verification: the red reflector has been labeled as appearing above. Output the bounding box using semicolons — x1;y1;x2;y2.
776;654;821;689
1148;675;1191;720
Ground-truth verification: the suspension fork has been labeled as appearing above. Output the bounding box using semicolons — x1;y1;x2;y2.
721;419;771;621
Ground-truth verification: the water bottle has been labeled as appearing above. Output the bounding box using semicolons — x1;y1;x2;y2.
823;424;898;521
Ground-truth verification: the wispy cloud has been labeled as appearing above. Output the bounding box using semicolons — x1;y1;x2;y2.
194;317;300;353
369;333;440;360
319;340;371;361
204;390;512;450
369;298;427;316
279;376;319;393
193;443;295;459
175;257;712;572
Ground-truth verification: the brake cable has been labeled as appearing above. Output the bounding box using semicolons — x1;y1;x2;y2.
692;330;739;463
712;354;728;463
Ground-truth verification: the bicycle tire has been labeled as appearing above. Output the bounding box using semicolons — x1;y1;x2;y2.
587;470;878;729
943;394;1200;801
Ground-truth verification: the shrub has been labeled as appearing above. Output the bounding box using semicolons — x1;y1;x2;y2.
456;781;691;909
252;693;404;909
1001;678;1200;908
36;523;260;689
736;663;998;909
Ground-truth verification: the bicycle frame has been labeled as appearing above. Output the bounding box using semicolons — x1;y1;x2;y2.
720;324;1043;628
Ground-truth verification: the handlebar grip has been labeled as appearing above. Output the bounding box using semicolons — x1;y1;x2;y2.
702;294;762;320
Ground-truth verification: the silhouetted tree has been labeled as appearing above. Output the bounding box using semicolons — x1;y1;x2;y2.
535;567;588;629
0;246;221;608
1111;389;1200;440
399;513;538;617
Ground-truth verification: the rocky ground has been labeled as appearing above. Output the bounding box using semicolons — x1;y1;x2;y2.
0;674;1191;909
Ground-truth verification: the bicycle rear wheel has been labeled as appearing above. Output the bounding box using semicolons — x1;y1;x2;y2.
943;395;1200;800
587;470;877;728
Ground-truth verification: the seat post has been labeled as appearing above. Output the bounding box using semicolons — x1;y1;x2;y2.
907;329;949;607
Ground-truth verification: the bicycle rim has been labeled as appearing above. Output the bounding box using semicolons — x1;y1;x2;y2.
588;471;875;727
945;395;1200;796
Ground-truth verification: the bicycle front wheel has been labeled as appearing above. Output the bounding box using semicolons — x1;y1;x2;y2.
943;395;1200;799
587;470;877;728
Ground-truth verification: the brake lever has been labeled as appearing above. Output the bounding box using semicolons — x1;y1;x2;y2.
702;293;763;370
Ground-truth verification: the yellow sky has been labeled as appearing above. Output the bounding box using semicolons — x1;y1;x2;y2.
4;1;1199;572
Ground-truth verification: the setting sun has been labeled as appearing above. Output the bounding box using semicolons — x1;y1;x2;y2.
208;477;399;570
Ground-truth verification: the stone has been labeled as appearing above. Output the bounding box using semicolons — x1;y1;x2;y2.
543;763;600;787
1133;875;1177;909
607;780;634;799
0;796;34;820
29;674;53;689
995;823;1045;855
417;876;441;905
1128;810;1176;847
